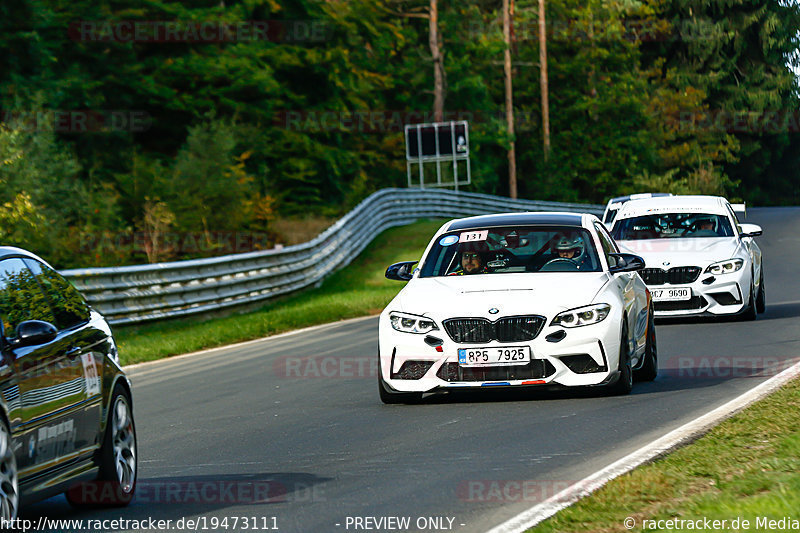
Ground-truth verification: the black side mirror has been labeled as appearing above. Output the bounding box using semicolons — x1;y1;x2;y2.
385;261;418;281
10;320;58;348
608;253;645;273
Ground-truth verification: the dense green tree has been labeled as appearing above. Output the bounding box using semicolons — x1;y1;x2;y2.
0;0;797;268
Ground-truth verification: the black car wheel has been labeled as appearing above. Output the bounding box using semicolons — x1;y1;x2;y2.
378;360;423;404
635;307;658;382
609;321;633;395
742;279;757;321
756;270;766;314
68;384;137;507
0;420;19;521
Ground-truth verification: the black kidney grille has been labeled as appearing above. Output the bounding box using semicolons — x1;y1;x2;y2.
640;266;701;286
443;316;545;343
668;266;701;284
640;268;666;285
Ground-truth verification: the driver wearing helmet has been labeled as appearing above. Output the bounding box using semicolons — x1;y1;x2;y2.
689;215;718;236
543;233;587;270
553;234;584;260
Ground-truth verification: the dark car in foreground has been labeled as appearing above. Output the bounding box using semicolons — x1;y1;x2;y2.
0;247;136;520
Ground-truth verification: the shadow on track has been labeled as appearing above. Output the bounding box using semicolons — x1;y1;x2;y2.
21;472;334;521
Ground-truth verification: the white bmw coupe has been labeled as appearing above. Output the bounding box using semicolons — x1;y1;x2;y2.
610;195;764;319
378;212;656;403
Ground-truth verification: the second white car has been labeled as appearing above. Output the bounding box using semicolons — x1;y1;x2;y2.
610;195;764;319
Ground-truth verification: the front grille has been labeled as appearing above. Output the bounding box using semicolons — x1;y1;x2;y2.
436;360;556;382
640;266;701;286
655;295;708;311
443;315;546;344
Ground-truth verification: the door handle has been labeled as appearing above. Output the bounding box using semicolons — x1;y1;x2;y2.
65;346;82;359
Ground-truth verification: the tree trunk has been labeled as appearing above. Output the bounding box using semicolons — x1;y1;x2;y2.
429;0;444;122
539;0;551;160
503;0;517;198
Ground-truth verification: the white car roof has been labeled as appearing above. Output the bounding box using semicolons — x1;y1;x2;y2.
615;195;731;219
442;212;596;232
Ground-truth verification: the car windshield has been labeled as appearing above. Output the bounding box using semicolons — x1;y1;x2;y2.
611;213;734;240
419;226;602;277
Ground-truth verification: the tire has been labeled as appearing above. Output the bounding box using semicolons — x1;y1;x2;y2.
756;269;766;314
67;383;137;507
635;306;658;382
0;420;19;521
378;364;423;404
608;320;633;395
741;279;757;321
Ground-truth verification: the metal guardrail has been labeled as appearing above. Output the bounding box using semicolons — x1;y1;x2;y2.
62;189;603;325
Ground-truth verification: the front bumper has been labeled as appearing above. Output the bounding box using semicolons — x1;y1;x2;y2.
649;268;751;317
378;316;623;394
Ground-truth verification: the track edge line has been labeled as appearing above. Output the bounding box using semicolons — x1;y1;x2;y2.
486;360;800;533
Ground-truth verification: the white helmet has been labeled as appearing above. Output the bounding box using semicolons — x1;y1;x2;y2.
553;234;584;257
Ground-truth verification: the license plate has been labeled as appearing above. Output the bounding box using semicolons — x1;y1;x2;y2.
651;287;692;301
458;346;531;367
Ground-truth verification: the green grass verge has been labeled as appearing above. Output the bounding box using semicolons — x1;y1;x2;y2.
530;377;800;533
114;219;446;365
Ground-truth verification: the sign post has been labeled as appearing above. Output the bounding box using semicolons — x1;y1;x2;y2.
404;120;470;190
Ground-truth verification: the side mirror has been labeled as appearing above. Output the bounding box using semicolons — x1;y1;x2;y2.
738;223;762;237
385;261;418;281
10;320;58;348
608;253;645;273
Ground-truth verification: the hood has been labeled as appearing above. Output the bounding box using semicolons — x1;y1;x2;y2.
617;237;743;268
393;272;611;319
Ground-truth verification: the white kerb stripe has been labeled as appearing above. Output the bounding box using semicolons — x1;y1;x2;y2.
487;359;800;533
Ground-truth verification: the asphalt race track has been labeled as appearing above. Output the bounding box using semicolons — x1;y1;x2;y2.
24;207;800;533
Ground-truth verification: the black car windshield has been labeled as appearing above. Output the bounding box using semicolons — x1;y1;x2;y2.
419;226;602;277
611;213;734;240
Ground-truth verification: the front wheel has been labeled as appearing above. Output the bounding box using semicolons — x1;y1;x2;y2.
0;420;19;521
378;361;423;404
756;269;766;314
635;307;658;382
67;383;137;507
741;280;757;321
608;321;633;395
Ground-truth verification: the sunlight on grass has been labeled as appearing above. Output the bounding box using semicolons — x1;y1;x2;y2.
530;377;800;532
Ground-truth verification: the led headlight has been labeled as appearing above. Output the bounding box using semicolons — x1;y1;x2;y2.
704;259;744;275
550;304;611;328
389;312;439;334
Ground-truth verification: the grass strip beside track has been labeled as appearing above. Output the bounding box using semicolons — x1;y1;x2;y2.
530;376;800;532
114;219;446;365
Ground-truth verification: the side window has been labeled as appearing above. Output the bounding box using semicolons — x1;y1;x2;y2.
22;259;91;330
725;204;740;233
594;224;619;266
0;258;56;337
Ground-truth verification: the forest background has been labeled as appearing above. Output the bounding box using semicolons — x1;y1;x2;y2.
1;0;798;268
